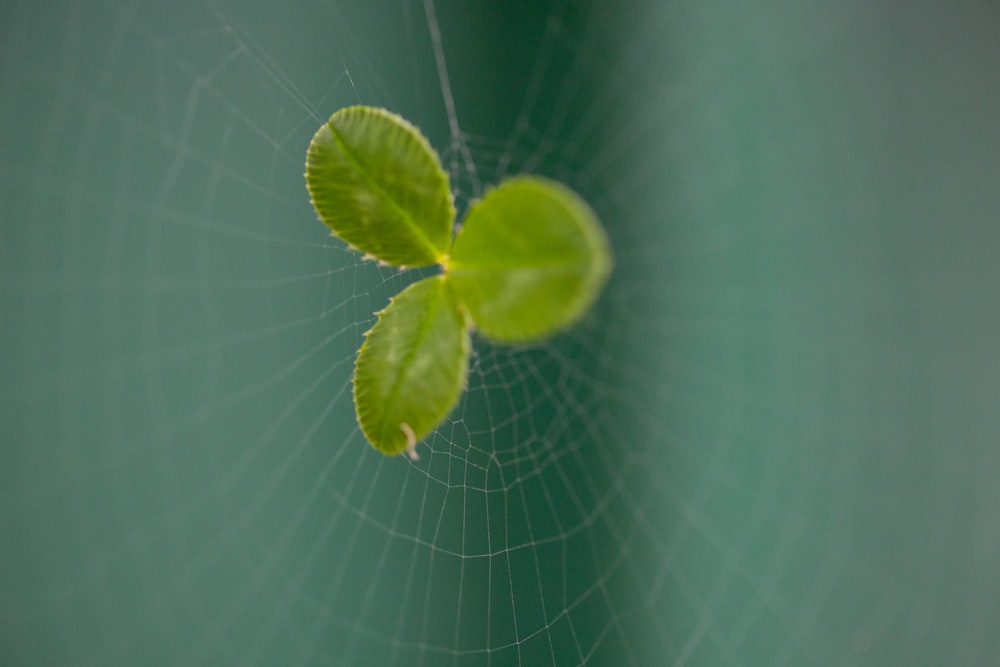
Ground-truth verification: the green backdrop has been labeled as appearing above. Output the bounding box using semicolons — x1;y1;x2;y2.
3;1;999;665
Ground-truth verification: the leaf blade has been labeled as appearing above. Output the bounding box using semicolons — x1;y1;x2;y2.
353;275;470;456
306;106;454;266
447;176;613;342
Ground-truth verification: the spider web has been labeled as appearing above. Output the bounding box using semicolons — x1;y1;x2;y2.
3;0;1000;666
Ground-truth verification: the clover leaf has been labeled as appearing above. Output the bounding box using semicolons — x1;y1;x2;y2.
448;177;613;343
353;275;471;458
305;106;454;266
306;106;613;458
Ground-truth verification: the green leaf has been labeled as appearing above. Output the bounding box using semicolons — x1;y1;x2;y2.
306;106;454;267
446;176;613;343
353;275;471;457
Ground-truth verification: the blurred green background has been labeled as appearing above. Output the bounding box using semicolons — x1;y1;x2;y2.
2;0;999;665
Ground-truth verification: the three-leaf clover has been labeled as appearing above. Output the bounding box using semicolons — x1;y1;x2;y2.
306;106;612;459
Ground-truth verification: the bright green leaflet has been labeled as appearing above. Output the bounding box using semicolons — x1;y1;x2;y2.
305;106;613;457
448;177;613;343
305;106;454;267
353;275;470;458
